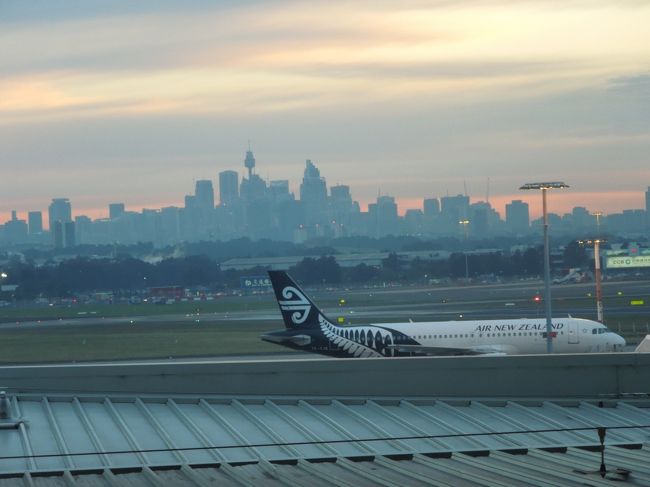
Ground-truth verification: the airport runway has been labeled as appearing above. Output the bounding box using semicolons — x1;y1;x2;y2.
2;279;648;331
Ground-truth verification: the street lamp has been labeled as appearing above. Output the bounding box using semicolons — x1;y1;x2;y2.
458;219;470;282
579;238;606;323
520;181;569;353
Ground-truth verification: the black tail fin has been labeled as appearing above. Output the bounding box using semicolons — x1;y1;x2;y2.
268;271;331;329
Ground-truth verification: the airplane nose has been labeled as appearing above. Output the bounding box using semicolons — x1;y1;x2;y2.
613;335;626;351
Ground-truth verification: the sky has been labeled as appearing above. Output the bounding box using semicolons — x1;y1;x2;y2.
1;0;649;223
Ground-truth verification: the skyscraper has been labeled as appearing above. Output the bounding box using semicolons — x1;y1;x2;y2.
423;198;440;216
219;170;239;207
371;195;399;237
64;221;76;247
645;186;650;228
440;194;469;222
299;160;328;226
194;180;215;211
48;198;72;246
109;203;125;220
48;198;72;230
3;211;28;244
28;211;43;234
506;200;529;234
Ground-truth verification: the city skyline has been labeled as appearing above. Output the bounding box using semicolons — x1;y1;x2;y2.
1;1;649;222
2;151;650;226
2;150;649;250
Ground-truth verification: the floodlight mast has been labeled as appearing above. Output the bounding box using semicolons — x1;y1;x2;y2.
520;181;569;353
579;238;606;323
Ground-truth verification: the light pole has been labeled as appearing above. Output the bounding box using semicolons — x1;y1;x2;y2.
593;211;603;236
579;238;606;323
520;182;569;353
459;219;470;282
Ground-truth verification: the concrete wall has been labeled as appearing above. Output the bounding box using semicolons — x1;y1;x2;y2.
1;352;649;398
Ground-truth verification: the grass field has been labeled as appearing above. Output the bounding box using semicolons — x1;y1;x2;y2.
0;321;285;363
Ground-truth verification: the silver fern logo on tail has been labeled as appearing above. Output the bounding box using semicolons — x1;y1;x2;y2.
278;286;312;325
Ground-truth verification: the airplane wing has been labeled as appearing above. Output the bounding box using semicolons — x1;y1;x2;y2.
387;344;508;356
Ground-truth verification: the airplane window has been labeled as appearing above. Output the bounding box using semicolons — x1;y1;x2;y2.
471;334;474;338
592;329;597;334
454;334;458;338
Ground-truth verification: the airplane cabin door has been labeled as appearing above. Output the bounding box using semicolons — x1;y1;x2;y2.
568;322;579;344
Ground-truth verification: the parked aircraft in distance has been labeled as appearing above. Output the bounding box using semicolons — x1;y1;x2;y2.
262;271;626;357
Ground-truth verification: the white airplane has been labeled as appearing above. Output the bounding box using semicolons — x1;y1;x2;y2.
262;271;626;357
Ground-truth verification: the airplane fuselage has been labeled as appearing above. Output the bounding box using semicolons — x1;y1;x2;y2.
262;316;625;358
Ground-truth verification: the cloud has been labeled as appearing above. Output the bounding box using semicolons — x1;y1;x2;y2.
609;73;650;98
1;1;649;224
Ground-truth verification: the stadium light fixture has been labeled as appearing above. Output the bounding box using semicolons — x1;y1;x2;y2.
520;181;569;353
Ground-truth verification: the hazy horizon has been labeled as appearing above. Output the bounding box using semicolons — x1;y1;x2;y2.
2;1;649;224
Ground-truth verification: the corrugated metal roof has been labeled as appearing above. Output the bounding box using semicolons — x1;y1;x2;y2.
1;394;650;477
1;447;649;486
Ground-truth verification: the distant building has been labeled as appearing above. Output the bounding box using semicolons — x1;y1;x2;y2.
160;206;181;244
194;180;215;211
27;211;43;235
184;195;196;209
52;221;64;248
423;198;440;217
469;202;491;236
299;160;328;227
244;148;256;179
404;209;424;235
506;200;529;234
2;211;28;244
269;180;292;203
330;185;354;234
440;194;469;223
370;195;399;237
219;170;239;207
109;203;125;220
239;149;271;238
570;206;593;229
645;186;650;228
74;216;92;245
48;198;72;230
48;198;72;246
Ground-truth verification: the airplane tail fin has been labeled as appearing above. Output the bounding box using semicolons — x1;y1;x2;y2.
268;271;331;330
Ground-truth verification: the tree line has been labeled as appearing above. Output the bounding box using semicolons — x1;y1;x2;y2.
0;245;567;300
